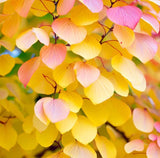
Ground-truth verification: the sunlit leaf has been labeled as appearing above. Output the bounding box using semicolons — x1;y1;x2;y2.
71;115;97;145
69;4;99;26
55;112;77;134
64;141;97;158
84;75;114;104
95;135;117;158
74;61;100;87
71;34;102;60
40;43;66;69
57;0;75;15
52;18;87;44
133;108;154;133
0;54;15;76
36;124;58;147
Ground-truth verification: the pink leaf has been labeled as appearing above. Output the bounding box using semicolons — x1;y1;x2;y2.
127;33;158;63
148;134;157;141
133;108;154;133
34;97;50;125
40;44;67;69
147;142;160;158
52;18;87;44
43;98;70;123
74;62;100;87
80;0;103;13
106;5;142;29
18;57;41;87
154;122;160;133
57;0;75;15
124;139;144;153
32;28;49;46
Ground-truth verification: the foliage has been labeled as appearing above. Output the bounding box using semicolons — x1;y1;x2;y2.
0;0;160;158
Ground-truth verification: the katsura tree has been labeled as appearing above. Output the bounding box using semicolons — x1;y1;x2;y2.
0;0;160;157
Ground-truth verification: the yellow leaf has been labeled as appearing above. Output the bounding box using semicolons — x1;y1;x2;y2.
0;54;15;76
64;141;97;158
84;75;114;104
33;115;48;132
102;70;129;97
62;131;75;147
47;151;70;158
22;115;34;134
105;97;131;126
69;4;99;26
0;123;17;150
95;135;117;158
53;63;76;88
17;132;38;150
28;62;55;95
71;34;102;60
55;112;77;134
71;115;97;145
113;25;135;48
36;124;58;147
31;0;55;17
2;13;20;37
111;55;146;91
82;99;109;126
59;91;83;113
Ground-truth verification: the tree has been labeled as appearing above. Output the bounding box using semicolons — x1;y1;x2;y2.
0;0;160;157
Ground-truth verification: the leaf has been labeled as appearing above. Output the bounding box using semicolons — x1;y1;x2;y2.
28;61;55;95
107;5;142;29
133;108;154;133
43;98;70;123
53;63;76;88
57;0;75;15
52;18;87;45
17;132;38;150
84;75;114;104
34;97;50;125
69;4;99;26
64;141;97;158
82;99;109;126
111;55;146;91
80;0;103;13
127;33;158;63
141;13;159;33
32;27;50;46
15;0;35;17
74;62;100;87
16;28;49;51
40;43;67;69
124;139;144;153
2;13;21;37
31;0;55;17
0;123;17;150
47;151;70;158
105;97;131;126
71;34;102;60
18;57;41;87
0;88;8;99
23;115;34;134
36;124;58;147
59;91;83;113
147;142;160;158
0;54;15;76
71;115;97;145
95;135;117;158
113;25;135;48
103;71;129;97
55;112;77;134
